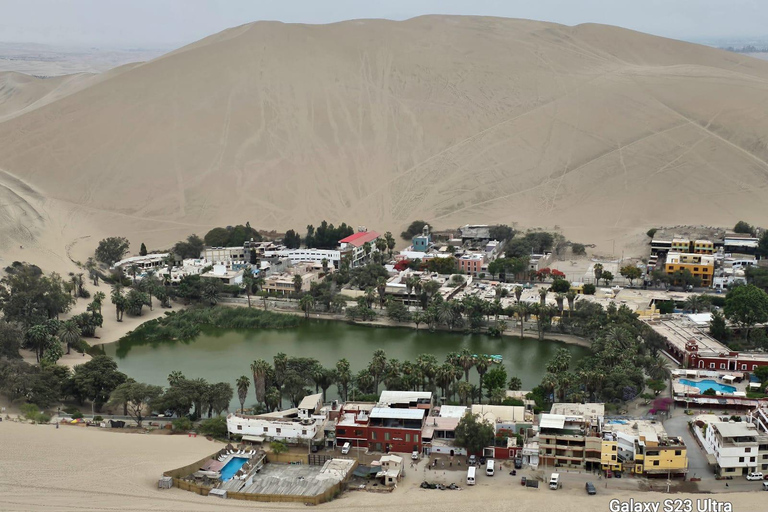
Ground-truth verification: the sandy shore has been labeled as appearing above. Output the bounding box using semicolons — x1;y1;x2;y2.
1;420;765;512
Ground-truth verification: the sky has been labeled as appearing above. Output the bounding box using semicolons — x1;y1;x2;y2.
0;0;765;48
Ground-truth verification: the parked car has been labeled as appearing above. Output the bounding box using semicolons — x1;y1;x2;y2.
520;476;527;486
412;451;419;460
311;444;319;453
468;455;477;466
479;456;487;466
585;482;596;495
747;472;764;481
514;457;523;469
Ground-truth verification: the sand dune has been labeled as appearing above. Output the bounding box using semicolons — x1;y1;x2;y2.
1;16;768;271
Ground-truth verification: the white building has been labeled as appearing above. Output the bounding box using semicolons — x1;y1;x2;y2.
704;421;765;476
112;253;170;271
298;393;323;420
201;264;244;285
263;248;341;269
227;405;323;443
338;230;381;268
203;246;249;268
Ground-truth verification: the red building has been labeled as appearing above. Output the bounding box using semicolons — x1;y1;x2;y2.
335;391;433;454
686;340;768;372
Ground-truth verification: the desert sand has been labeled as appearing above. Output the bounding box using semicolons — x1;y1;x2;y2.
1;15;768;274
0;420;765;512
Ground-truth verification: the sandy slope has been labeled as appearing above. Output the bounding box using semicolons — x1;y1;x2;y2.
1;420;766;512
1;16;768;272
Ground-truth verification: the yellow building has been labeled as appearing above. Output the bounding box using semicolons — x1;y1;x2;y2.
671;238;691;253
600;439;622;472
693;239;715;254
633;435;688;477
664;252;714;287
602;421;688;477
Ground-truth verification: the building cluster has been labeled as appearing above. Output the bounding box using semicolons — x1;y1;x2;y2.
224;389;688;479
397;224;513;278
649;228;762;289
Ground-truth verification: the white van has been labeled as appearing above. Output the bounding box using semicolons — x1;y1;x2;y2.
467;466;476;485
549;473;560;490
341;442;351;454
486;459;495;476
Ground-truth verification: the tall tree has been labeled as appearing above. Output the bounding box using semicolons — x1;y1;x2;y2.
335;359;352;401
724;284;768;340
58;320;81;355
95;237;130;266
108;381;163;427
368;349;387;394
236;375;250;413
250;359;271;405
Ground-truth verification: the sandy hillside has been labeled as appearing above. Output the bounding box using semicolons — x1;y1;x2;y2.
1;15;768;272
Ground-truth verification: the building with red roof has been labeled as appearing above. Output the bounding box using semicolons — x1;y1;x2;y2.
338;230;381;267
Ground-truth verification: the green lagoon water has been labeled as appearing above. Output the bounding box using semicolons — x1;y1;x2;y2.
100;320;589;408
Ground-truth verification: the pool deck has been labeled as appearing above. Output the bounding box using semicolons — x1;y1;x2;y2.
219;459;355;497
672;374;749;398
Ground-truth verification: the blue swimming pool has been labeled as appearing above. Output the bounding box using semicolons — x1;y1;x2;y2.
679;379;736;394
219;456;248;481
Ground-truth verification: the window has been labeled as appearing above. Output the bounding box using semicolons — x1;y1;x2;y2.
302;430;307;435
746;448;751;453
754;365;759;371
405;434;410;443
720;364;726;369
750;457;756;463
371;431;377;440
653;461;659;466
276;428;281;434
611;455;616;461
337;429;345;436
710;363;715;369
675;450;682;456
263;427;268;433
385;432;391;441
742;364;747;370
739;457;744;463
237;425;242;431
414;434;419;443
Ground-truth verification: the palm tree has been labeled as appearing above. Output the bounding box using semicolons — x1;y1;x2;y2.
508;376;522;391
383;359;402;390
364;288;377;309
299;294;315;319
91;291;106;315
167;370;185;386
514;286;523;303
565;290;577;316
335;359;352;401
475;355;490;402
58;320;81;355
436;363;455;400
538;287;547;307
201;280;220;305
250;359;271;405
646;354;671;381
515;302;531;338
554;293;565;317
457;381;473;406
376;276;387;308
369;349;387;394
416;354;438;391
236;376;250;413
26;324;52;362
684;294;707;314
242;275;254;308
292;274;303;295
457;349;475;382
321;258;329;275
593;263;604;284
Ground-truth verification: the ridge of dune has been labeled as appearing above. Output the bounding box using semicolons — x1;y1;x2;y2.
1;15;768;272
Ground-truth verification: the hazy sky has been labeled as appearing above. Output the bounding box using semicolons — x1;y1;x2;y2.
0;0;765;48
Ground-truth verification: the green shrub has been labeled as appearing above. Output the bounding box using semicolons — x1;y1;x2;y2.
270;441;288;454
172;417;194;432
93;416;104;422
583;283;596;295
20;403;51;424
71;410;84;419
198;416;227;439
63;405;80;415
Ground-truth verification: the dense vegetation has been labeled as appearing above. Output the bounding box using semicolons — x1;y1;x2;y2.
203;222;261;247
125;307;301;343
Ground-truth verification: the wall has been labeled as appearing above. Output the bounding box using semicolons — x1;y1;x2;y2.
165;451;357;505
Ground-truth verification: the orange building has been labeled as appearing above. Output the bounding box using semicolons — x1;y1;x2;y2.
664;252;714;287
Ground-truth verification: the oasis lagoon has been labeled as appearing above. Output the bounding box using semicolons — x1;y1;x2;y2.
100;320;590;409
